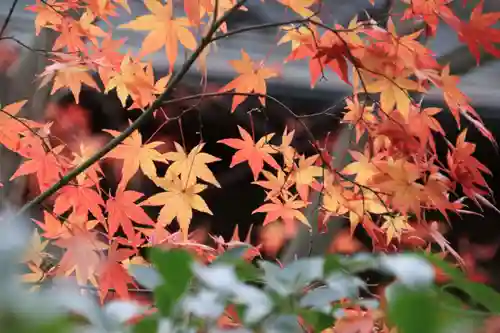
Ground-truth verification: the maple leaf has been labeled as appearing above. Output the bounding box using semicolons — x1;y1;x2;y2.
274;127;297;171
33;211;70;240
253;169;293;200
39;56;100;104
278;25;316;51
369;158;424;216
347;189;387;234
106;189;155;239
342;96;376;142
54;226;108;286
0;100;30;152
364;73;421;118
97;241;136;302
164;142;221;188
253;195;309;237
22;229;49;267
141;175;213;240
401;0;459;37
72;140;105;186
104;129;168;188
219;50;279;112
105;56;171;109
322;181;350;218
277;0;317;18
289;154;323;201
381;214;415;245
342;150;379;186
10;143;68;192
86;35;126;84
53;179;105;221
84;0;131;18
218;126;280;180
26;0;71;35
447;129;492;200
22;262;46;289
119;0;197;71
457;0;500;64
52;11;106;52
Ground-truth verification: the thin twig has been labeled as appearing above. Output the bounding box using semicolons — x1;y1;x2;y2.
0;0;19;38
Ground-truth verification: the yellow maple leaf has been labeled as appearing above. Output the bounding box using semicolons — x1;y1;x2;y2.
342;150;379;186
22;229;49;267
164;142;221;188
104;129;168;188
40;57;100;104
119;0;196;71
105;55;171;109
364;74;421;118
277;0;317;18
142;176;213;240
381;214;414;245
290;154;323;201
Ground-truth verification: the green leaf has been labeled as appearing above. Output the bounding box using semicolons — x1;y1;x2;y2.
132;316;158;333
150;249;194;315
419;251;500;312
299;309;335;331
386;283;442;333
450;281;500;312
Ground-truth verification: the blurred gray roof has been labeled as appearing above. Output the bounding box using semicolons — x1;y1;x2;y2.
2;0;500;113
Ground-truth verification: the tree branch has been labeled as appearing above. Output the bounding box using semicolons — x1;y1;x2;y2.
17;0;248;217
0;0;19;38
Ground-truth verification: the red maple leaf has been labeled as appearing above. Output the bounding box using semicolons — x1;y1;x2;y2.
106;189;155;240
457;0;500;64
97;241;137;302
53;178;105;221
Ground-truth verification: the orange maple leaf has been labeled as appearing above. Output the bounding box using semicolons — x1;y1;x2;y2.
253;194;309;237
26;0;72;35
53;178;105;221
33;211;70;240
84;0;131;19
218;126;280;180
104;129;168;188
219;50;279;112
370;158;424;217
0;100;31;152
106;189;155;240
119;0;197;71
10;143;68;192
